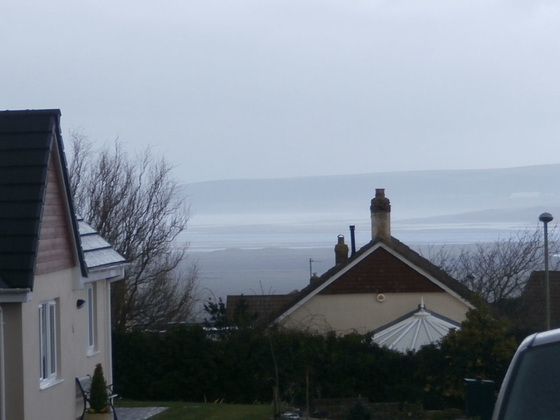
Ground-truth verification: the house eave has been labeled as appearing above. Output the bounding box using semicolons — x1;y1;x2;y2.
0;288;32;303
87;265;126;283
76;264;126;289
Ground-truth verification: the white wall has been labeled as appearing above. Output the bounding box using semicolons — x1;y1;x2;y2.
8;268;113;420
2;303;24;420
281;292;469;335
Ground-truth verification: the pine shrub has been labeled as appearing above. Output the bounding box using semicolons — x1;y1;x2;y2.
90;364;109;413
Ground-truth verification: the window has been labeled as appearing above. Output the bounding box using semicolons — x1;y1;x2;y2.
86;284;97;353
39;300;57;384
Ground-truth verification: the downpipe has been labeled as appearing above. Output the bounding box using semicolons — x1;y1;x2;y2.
0;306;5;420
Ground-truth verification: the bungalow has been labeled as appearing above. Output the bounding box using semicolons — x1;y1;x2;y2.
227;189;474;350
0;110;125;420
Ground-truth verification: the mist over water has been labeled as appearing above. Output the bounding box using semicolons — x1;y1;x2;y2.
185;215;533;252
180;167;560;306
183;214;537;307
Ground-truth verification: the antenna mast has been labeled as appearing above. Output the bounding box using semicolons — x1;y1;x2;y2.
309;258;321;278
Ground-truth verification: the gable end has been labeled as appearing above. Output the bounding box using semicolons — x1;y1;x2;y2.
320;247;444;294
35;151;76;275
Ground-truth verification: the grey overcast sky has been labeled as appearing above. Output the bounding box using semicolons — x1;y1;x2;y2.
3;1;560;183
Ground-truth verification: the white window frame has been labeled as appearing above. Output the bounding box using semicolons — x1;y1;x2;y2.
39;300;57;386
86;283;97;354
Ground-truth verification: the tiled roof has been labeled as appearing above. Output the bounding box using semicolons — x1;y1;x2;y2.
226;294;297;326
0;110;57;289
382;236;474;299
77;216;126;271
0;109;87;290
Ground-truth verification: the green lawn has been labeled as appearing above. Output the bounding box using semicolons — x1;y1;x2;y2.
116;400;274;420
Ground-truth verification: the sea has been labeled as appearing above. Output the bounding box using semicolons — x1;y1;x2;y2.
179;213;534;312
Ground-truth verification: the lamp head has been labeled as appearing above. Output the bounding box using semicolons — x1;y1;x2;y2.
539;212;553;224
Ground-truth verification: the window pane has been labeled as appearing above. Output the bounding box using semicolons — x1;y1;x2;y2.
87;286;95;348
49;303;56;375
39;305;46;379
39;301;57;383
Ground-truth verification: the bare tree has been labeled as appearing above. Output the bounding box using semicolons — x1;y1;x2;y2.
68;132;198;331
424;227;560;303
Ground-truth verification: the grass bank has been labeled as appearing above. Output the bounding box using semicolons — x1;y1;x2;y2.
117;400;273;420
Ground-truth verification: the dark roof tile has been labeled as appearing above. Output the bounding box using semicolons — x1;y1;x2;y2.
0;219;41;235
0;185;45;201
0;149;51;167
0;110;58;133
0;202;43;219
0;109;83;289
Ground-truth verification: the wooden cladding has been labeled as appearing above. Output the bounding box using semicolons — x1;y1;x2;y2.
35;154;75;275
320;247;444;295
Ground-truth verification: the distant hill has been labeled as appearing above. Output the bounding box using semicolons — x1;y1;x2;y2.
182;164;560;228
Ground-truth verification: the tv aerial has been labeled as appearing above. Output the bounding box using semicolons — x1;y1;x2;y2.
309;258;321;278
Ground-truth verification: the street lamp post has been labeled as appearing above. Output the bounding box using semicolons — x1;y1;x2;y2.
539;212;553;330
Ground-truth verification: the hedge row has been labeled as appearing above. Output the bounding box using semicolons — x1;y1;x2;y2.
112;307;518;410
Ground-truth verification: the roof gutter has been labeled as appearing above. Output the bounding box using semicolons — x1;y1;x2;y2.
0;289;32;303
85;264;127;284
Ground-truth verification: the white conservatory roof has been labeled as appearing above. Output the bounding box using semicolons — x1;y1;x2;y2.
372;301;460;353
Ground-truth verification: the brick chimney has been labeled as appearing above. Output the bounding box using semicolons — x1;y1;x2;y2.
335;234;349;265
370;188;391;242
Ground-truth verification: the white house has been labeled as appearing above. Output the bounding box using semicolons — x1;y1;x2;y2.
227;189;474;350
0;110;125;420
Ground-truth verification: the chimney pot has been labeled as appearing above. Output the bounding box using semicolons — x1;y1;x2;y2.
371;188;391;241
335;234;349;265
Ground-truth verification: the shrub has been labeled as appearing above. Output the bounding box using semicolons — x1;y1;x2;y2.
89;364;109;413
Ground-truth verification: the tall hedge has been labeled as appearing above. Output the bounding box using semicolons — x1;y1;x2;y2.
112;307;517;409
112;326;421;404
